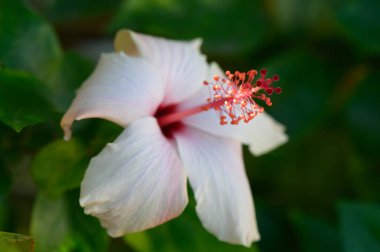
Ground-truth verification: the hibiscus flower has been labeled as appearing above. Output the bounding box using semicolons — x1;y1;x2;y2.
61;30;287;247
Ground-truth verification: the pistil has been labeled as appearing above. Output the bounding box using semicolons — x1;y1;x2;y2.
157;68;282;128
157;98;232;127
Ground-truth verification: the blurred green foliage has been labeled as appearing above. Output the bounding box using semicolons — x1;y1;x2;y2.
0;231;34;252
0;0;379;251
31;139;88;198
0;69;55;132
338;202;380;252
31;191;108;252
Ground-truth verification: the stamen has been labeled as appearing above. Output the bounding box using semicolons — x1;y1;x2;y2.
157;68;282;128
202;68;281;125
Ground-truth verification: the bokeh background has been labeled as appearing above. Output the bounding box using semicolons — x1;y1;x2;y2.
1;0;380;251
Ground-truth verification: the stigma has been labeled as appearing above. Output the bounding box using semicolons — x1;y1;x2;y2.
202;69;282;125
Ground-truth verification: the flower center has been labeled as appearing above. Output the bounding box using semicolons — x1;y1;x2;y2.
154;105;184;138
156;68;281;132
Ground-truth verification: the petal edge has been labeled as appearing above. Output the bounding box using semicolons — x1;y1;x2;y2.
80;117;188;236
61;52;164;140
174;127;260;246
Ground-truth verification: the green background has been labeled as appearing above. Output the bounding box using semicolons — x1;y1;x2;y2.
1;0;379;251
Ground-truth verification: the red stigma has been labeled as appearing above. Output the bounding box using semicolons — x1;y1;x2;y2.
203;68;282;125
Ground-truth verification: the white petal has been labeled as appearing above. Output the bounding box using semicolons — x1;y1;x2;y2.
178;61;223;110
80;117;188;236
183;111;288;156
174;127;259;246
61;52;164;140
115;29;208;105
180;62;288;156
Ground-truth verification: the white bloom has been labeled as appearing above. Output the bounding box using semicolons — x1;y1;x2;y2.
61;30;288;246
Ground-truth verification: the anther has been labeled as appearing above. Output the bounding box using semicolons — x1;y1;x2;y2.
202;68;282;126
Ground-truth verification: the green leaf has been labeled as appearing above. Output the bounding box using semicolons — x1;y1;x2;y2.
0;0;62;81
338;202;380;252
0;231;35;252
31;192;109;252
0;69;55;132
292;213;342;252
0;0;97;112
32;139;88;198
